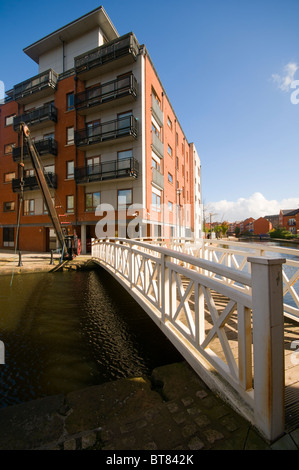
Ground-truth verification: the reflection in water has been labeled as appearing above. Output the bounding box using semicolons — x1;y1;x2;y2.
0;268;182;408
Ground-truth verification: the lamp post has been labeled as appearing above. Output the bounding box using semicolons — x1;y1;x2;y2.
177;188;182;242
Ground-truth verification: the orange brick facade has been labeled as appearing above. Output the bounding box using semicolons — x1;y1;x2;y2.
0;8;200;253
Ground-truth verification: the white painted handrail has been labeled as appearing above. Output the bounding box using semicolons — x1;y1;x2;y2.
91;238;286;442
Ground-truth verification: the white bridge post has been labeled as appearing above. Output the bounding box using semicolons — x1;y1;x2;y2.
248;256;286;442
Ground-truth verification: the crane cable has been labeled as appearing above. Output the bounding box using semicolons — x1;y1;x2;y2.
10;131;24;287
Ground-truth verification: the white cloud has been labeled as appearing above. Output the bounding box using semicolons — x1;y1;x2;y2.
206;192;299;222
272;62;298;92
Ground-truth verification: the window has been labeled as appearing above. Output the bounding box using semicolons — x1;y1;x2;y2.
168;201;173;212
86;120;100;138
152;89;161;108
118;150;132;172
118;111;132;134
3;201;15;212
4;143;15;154
66;92;74;111
168;172;173;184
25;169;34;177
4;172;15;183
5;115;15;126
44;164;55;174
86;156;100;175
152;192;161;212
167;145;172;157
66;127;74;145
152;122;160;138
66;161;74;179
24;199;35;216
167;117;172;129
85;192;101;212
3;227;14;247
152;158;161;172
66;195;74;213
118;189;132;209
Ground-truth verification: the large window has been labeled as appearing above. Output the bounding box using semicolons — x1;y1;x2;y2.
24;199;35;216
152;192;161;212
85;192;101;212
4;143;15;155
66;127;74;145
66;195;74;214
86;156;100;175
5;115;15;127
3;227;14;247
66;161;74;179
118;189;132;209
4;172;15;183
66;92;74;111
3;201;15;212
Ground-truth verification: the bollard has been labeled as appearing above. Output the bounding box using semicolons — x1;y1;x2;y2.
18;251;23;267
50;250;54;265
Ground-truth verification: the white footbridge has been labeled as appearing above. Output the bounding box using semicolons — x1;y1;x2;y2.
91;237;299;443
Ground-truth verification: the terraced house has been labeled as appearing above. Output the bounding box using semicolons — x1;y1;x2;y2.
0;6;201;254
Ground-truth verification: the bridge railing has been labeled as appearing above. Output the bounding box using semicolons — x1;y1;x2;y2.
165;238;299;322
92;238;286;442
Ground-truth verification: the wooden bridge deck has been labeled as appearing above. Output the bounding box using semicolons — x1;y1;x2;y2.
178;282;299;433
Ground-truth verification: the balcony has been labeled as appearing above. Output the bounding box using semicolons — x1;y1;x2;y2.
152;168;164;190
12;173;57;193
13;104;57;132
12;138;58;162
75;115;138;150
75;73;138;115
75;158;139;185
151;97;164;127
75;33;139;80
13;69;58;104
151;132;164;159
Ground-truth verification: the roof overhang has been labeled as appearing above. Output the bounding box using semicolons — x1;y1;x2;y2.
23;6;119;64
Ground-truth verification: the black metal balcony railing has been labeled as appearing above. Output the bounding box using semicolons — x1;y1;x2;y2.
75;115;138;148
12;173;57;193
75;73;138;112
12;138;58;162
75;158;139;184
75;33;139;75
13;69;58;102
13;104;57;131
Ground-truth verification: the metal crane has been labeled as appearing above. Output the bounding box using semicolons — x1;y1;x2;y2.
17;123;74;260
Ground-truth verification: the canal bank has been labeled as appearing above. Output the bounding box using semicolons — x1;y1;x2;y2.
0;252;298;450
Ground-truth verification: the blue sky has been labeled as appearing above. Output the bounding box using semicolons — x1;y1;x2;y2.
1;0;298;221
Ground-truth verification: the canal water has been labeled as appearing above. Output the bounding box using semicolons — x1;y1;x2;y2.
0;267;182;409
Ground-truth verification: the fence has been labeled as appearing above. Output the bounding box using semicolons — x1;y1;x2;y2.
92;238;286;442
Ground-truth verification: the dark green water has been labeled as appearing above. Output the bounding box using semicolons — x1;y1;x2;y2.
0;268;182;408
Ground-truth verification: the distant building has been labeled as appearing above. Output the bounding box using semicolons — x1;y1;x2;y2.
265;214;279;228
279;209;299;234
253;217;272;235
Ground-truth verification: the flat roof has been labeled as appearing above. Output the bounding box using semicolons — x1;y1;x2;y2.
23;6;119;64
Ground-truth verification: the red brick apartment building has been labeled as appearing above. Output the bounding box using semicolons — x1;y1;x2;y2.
0;7;202;254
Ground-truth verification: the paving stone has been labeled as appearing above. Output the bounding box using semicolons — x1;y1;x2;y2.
195;414;211;427
204;428;225;444
182;424;197;438
63;438;77;450
82;432;97;449
187;436;205;450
